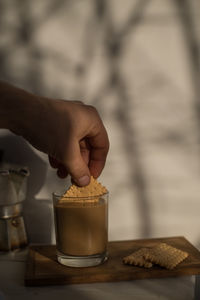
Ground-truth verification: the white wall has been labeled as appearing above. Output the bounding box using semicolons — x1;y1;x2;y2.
1;0;200;249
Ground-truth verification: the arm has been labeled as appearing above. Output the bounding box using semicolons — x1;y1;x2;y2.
0;81;109;186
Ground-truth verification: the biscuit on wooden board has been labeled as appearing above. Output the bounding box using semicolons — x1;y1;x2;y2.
144;243;189;270
123;243;189;270
123;248;153;268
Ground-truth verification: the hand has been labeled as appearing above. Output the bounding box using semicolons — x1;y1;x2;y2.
0;82;109;186
21;98;109;186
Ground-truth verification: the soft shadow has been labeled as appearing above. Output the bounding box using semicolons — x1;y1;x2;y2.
92;0;152;238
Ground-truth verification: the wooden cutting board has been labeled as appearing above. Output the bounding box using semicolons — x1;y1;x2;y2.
25;236;200;286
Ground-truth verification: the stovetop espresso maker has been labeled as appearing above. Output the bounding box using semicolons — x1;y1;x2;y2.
0;165;29;251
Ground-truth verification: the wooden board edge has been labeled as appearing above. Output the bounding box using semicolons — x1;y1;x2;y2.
26;236;187;253
24;267;200;287
27;236;192;250
108;236;186;244
24;247;35;286
181;236;200;253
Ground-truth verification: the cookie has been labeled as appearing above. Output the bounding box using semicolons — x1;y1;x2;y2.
123;248;153;268
144;243;188;270
60;176;108;202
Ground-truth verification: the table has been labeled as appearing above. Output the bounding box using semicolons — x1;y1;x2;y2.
0;248;199;300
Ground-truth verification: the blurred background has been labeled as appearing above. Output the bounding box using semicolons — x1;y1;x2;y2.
0;0;200;248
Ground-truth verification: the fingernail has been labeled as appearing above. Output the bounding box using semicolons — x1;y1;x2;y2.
76;175;90;186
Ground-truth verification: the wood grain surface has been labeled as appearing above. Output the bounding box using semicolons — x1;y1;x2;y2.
25;236;200;286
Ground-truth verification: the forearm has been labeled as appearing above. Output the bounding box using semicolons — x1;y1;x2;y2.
0;81;42;135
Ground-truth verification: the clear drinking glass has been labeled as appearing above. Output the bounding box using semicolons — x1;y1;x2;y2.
53;191;108;267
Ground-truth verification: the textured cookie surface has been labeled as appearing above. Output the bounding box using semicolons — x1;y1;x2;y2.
123;248;153;268
61;176;107;198
144;243;188;270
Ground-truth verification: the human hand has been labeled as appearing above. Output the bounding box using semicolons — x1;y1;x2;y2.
21;98;109;186
0;82;109;186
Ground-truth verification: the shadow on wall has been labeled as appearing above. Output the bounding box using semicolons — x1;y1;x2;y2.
0;132;53;243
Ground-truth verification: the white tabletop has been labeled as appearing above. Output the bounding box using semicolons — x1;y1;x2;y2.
0;249;198;300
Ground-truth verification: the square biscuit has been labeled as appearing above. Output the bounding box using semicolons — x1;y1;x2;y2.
62;176;107;198
144;243;188;270
123;248;153;268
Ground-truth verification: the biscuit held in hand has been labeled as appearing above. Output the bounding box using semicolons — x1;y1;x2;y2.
63;176;107;197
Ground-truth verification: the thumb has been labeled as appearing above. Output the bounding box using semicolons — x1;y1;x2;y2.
63;139;91;186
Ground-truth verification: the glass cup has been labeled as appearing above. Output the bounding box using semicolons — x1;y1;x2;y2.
53;191;108;267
